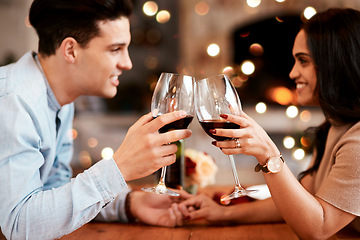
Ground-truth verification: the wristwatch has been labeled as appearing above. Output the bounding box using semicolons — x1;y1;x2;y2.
255;155;284;173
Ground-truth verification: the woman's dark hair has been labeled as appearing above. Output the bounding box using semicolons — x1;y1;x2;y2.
299;8;360;179
29;0;133;56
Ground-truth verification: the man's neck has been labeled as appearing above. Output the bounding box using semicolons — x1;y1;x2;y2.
37;53;78;106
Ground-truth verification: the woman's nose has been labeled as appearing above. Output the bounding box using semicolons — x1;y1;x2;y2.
289;63;298;80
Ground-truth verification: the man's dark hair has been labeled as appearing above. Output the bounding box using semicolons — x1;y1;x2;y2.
29;0;133;56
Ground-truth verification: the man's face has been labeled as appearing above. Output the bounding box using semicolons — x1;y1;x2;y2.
74;17;132;98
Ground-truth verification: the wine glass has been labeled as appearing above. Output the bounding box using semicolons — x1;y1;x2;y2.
195;74;257;202
141;72;194;196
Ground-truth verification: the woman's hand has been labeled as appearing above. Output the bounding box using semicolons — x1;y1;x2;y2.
211;112;280;165
113;111;192;181
175;193;228;224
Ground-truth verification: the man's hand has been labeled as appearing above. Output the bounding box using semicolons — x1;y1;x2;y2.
129;190;186;227
113;111;192;181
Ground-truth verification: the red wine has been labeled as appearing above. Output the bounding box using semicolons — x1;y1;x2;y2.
200;120;240;141
160;140;185;189
157;116;193;133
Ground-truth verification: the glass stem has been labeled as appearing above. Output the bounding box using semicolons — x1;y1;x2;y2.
228;155;243;190
158;166;167;186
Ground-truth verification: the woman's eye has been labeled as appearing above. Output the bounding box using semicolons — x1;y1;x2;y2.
299;58;308;64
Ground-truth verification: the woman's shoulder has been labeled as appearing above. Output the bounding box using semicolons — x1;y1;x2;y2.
341;121;360;139
332;121;360;162
330;121;360;140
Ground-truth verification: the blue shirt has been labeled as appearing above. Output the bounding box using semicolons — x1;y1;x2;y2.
0;52;129;240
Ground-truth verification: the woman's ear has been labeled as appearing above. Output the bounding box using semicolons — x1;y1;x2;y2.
60;37;78;63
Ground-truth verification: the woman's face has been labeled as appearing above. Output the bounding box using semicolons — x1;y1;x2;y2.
289;30;319;106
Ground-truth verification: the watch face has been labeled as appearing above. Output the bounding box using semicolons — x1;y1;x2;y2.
267;157;283;173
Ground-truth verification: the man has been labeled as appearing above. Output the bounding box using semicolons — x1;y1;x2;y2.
0;0;191;239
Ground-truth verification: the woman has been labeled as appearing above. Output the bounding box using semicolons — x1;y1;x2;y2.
175;8;360;239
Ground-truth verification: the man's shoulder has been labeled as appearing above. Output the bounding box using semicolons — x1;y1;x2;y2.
0;51;46;98
0;62;15;97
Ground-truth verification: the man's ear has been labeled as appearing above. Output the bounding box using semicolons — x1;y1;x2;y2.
60;37;78;63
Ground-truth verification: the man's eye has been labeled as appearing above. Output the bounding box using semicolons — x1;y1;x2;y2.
111;48;121;52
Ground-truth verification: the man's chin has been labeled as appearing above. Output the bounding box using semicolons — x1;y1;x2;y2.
102;90;118;99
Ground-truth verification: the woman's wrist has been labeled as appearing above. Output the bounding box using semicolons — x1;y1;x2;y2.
257;145;281;165
215;205;242;224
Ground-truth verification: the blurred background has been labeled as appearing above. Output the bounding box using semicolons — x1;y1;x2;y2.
1;0;360;187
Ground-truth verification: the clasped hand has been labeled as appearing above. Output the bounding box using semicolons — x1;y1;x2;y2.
131;190;226;227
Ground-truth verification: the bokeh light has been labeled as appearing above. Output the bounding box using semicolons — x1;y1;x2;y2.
293;148;305;160
255;102;267;114
300;110;312;122
101;147;114;160
231;76;246;88
156;10;171;23
283;136;295;149
246;0;261;8
79;151;92;168
207;43;220;57
143;1;158;16
249;43;264;56
241;60;255;75
145;56;159;70
222;66;235;76
269;87;293;105
286;105;298;119
275;16;284;23
304;6;316;20
300;136;311;148
87;138;98;148
195;2;209;16
68;129;78;140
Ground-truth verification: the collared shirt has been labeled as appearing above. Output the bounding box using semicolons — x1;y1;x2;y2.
0;52;129;240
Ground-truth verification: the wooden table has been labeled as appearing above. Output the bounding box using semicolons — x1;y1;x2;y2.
60;221;296;240
60;221;360;240
58;184;360;240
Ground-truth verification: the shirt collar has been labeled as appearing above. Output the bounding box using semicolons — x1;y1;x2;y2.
32;52;61;112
